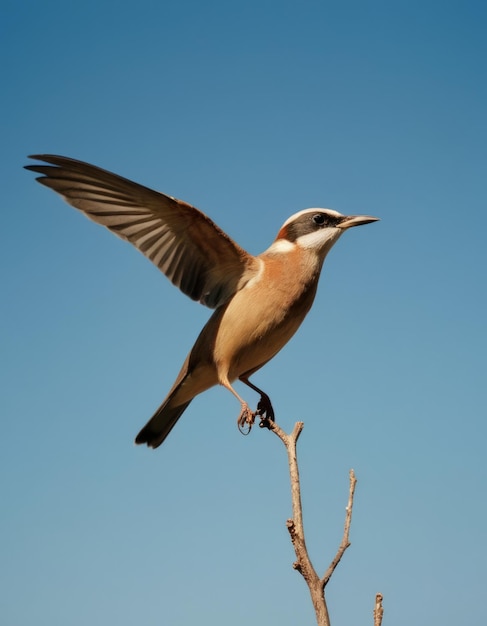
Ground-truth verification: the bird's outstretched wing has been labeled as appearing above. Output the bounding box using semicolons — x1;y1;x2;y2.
26;155;259;308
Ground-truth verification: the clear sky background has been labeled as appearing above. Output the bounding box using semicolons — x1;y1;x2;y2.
2;1;486;625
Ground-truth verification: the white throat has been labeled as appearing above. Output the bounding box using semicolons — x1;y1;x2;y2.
295;228;343;254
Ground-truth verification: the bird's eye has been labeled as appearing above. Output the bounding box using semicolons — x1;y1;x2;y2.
313;213;327;226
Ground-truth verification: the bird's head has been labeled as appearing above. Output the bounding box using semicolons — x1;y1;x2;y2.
271;208;379;257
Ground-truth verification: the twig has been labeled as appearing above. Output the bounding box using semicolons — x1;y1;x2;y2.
373;593;384;626
265;420;357;626
321;469;357;586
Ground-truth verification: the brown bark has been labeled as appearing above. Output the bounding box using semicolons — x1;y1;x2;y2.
265;420;358;626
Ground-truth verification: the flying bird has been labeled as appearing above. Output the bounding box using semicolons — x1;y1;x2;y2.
26;155;379;448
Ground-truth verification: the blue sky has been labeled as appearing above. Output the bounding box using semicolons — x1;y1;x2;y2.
2;1;486;624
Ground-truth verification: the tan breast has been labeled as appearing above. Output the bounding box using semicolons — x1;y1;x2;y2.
212;246;323;380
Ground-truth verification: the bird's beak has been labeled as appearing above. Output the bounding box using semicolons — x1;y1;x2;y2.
338;215;380;229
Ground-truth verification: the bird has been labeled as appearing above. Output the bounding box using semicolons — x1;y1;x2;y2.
25;154;379;448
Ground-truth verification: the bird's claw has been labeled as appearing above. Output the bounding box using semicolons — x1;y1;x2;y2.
237;395;275;435
237;403;256;436
258;416;273;429
256;394;275;429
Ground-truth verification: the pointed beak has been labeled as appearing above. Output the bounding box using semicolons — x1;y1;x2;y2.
338;215;380;229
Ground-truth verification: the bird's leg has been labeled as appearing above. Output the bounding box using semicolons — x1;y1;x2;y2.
220;378;256;435
239;376;275;430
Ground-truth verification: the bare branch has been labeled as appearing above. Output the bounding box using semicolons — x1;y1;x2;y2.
264;419;358;626
321;469;357;587
374;593;384;626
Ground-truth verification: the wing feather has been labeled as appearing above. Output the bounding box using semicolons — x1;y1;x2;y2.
25;155;258;308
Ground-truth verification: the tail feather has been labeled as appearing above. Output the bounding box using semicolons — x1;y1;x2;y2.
135;399;192;449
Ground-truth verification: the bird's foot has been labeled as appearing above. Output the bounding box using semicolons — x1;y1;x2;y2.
237;403;256;436
256;393;275;430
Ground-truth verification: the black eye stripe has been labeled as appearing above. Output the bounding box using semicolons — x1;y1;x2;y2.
282;211;340;242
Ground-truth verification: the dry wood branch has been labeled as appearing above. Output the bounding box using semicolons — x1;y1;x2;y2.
265;419;358;626
321;469;357;587
373;593;384;626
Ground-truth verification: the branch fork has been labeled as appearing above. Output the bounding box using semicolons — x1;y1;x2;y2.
265;419;374;626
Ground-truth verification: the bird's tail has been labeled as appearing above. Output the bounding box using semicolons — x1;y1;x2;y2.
135;398;192;449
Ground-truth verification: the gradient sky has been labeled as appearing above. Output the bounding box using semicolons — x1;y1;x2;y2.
2;1;486;625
